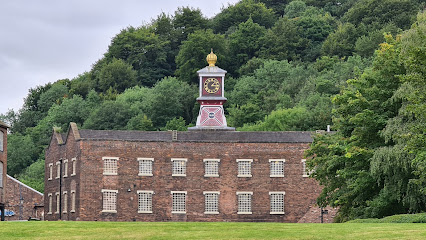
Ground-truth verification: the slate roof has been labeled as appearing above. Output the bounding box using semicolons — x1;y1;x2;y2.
78;129;313;143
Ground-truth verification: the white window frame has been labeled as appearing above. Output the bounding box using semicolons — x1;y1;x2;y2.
56;162;60;179
269;191;285;214
137;158;154;176
269;159;285;177
48;193;52;214
171;191;187;214
48;163;53;180
63;191;68;213
171;158;187;177
63;159;68;178
203;159;220;177
101;189;118;213
237;159;253;177
0;162;3;188
301;159;313;177
103;157;119;175
237;192;253;214
55;192;60;214
0;130;3;152
71;157;77;176
203;191;220;214
70;190;76;213
137;190;154;213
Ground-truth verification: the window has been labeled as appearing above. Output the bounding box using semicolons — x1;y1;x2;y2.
48;163;53;180
0;130;3;151
301;159;313;177
71;190;76;213
269;192;285;214
71;158;77;176
102;189;118;213
171;191;187;214
56;162;60;179
55;192;60;214
269;159;285;177
0;162;3;188
172;158;187;176
48;193;52;214
103;157;118;175
63;191;68;213
137;190;153;213
204;159;220;177
63;159;68;177
237;159;253;177
203;191;219;214
237;192;253;214
138;158;154;176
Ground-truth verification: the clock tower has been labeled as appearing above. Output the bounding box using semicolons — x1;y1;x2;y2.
188;50;235;131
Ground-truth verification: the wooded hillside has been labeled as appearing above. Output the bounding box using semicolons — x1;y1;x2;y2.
1;0;424;221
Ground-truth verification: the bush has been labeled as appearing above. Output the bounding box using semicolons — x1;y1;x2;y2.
347;213;426;223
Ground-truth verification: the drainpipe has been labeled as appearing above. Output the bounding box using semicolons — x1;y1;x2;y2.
0;204;4;221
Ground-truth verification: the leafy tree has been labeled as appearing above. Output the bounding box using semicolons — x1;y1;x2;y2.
305;29;424;221
284;0;307;18
239;107;310;131
259;17;308;61
37;82;69;114
321;23;359;57
354;23;401;58
126;114;155;131
175;29;227;84
97;58;137;93
146;77;197;127
161;117;188;131
256;0;290;16
69;72;94;98
83;101;133;130
342;0;420;30
212;0;276;33
18;159;45;193
7;134;38;177
100;26;172;87
173;7;209;43
228;18;266;75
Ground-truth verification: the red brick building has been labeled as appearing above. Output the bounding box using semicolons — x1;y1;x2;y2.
0;120;9;221
4;175;44;221
44;52;334;222
44;123;335;222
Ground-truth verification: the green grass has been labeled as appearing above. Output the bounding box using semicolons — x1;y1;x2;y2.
0;222;425;240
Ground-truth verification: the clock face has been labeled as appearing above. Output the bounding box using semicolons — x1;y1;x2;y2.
204;78;220;94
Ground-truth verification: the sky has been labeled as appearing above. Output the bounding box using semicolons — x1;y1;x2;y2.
0;0;239;116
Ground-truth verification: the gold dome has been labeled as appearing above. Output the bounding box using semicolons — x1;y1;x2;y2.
206;49;217;67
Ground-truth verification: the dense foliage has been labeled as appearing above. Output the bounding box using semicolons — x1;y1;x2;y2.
0;0;423;221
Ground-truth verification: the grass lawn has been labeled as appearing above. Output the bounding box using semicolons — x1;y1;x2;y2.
1;221;425;240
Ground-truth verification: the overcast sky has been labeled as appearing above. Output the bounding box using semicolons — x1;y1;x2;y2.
0;0;239;115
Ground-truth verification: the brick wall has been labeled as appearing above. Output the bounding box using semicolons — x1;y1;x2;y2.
4;175;44;220
0;126;7;205
44;125;331;223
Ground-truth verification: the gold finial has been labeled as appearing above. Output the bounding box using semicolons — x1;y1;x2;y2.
206;48;217;67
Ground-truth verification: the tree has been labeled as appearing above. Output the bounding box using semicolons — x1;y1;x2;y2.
100;26;172;87
161;117;188;131
175;29;227;84
18;159;45;193
83;101;133;130
228;18;266;75
259;17;308;61
97;58;137;93
126;114;156;131
321;23;360;57
7;134;38;177
212;0;276;33
146;77;197;128
173;7;209;43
